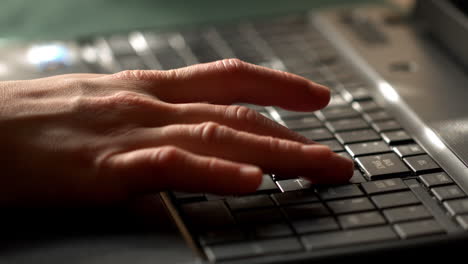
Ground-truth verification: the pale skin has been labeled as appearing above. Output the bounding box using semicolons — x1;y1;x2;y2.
0;59;353;206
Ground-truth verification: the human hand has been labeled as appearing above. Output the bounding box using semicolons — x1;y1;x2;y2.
0;59;353;206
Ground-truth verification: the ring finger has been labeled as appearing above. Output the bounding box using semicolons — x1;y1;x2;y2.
110;122;354;184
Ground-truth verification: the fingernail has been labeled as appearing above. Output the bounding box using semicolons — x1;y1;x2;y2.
239;166;262;178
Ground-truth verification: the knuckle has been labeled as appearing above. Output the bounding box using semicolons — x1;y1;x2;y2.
68;95;103;117
151;146;182;166
225;105;259;123
204;157;221;173
162;69;180;82
113;70;153;81
267;136;282;152
107;91;148;106
267;136;298;153
69;91;158;126
194;121;223;143
215;58;250;75
96;91;156;112
112;69;179;87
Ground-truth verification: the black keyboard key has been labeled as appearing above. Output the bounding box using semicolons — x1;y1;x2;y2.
403;155;440;174
199;228;246;245
205;241;257;261
356;153;411;179
352;101;381;113
317;107;360;120
342;86;372;101
205;237;303;261
336;129;380;144
393;144;425;157
317;139;344;152
362;178;408;194
118;56;147;70
283;116;323;130
256;174;279;193
182;200;235;230
325;118;369;132
205;194;230;201
283;203;330;220
256;237;303;254
431;185;466;201
328;94;348;107
349;169;367;183
456;215;468;230
381;130;412;145
275;108;312;119
317;184;364;200
292;217;339;234
276;178;311;192
371;191;419;209
383;205;432;223
250;223;294;238
173;192;205;202
153;46;187;69
338;211;386;229
372;120;401;132
443;198;468;216
297;128;334;141
337;151;353;160
186;37;223;63
345;141;391;157
316;52;340;67
235;208;284;225
363;111;392;122
272;190;319;205
394;219;445;239
226;195;275;210
302;226;397;250
327;197;375;214
419;172;453;187
106;35;135;56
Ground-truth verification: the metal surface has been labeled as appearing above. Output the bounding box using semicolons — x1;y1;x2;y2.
413;0;468;70
313;6;468;195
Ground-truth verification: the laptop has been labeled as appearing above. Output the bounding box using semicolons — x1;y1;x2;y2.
1;0;468;263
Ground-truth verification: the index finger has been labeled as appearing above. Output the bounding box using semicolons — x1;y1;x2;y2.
110;59;330;112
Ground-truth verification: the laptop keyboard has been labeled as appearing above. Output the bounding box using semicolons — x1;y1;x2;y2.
80;13;468;263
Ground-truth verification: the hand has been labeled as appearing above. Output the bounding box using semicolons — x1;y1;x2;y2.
0;59;353;206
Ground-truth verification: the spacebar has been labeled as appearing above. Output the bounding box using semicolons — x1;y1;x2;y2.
301;226;397;250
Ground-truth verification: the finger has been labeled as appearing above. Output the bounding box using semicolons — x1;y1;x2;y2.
109;59;330;112
113;122;353;183
100;146;263;195
173;103;312;143
39;73;107;80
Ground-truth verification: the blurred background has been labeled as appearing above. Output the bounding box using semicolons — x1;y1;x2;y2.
0;0;386;42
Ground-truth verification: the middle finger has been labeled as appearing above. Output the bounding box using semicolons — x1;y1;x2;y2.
171;103;313;144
